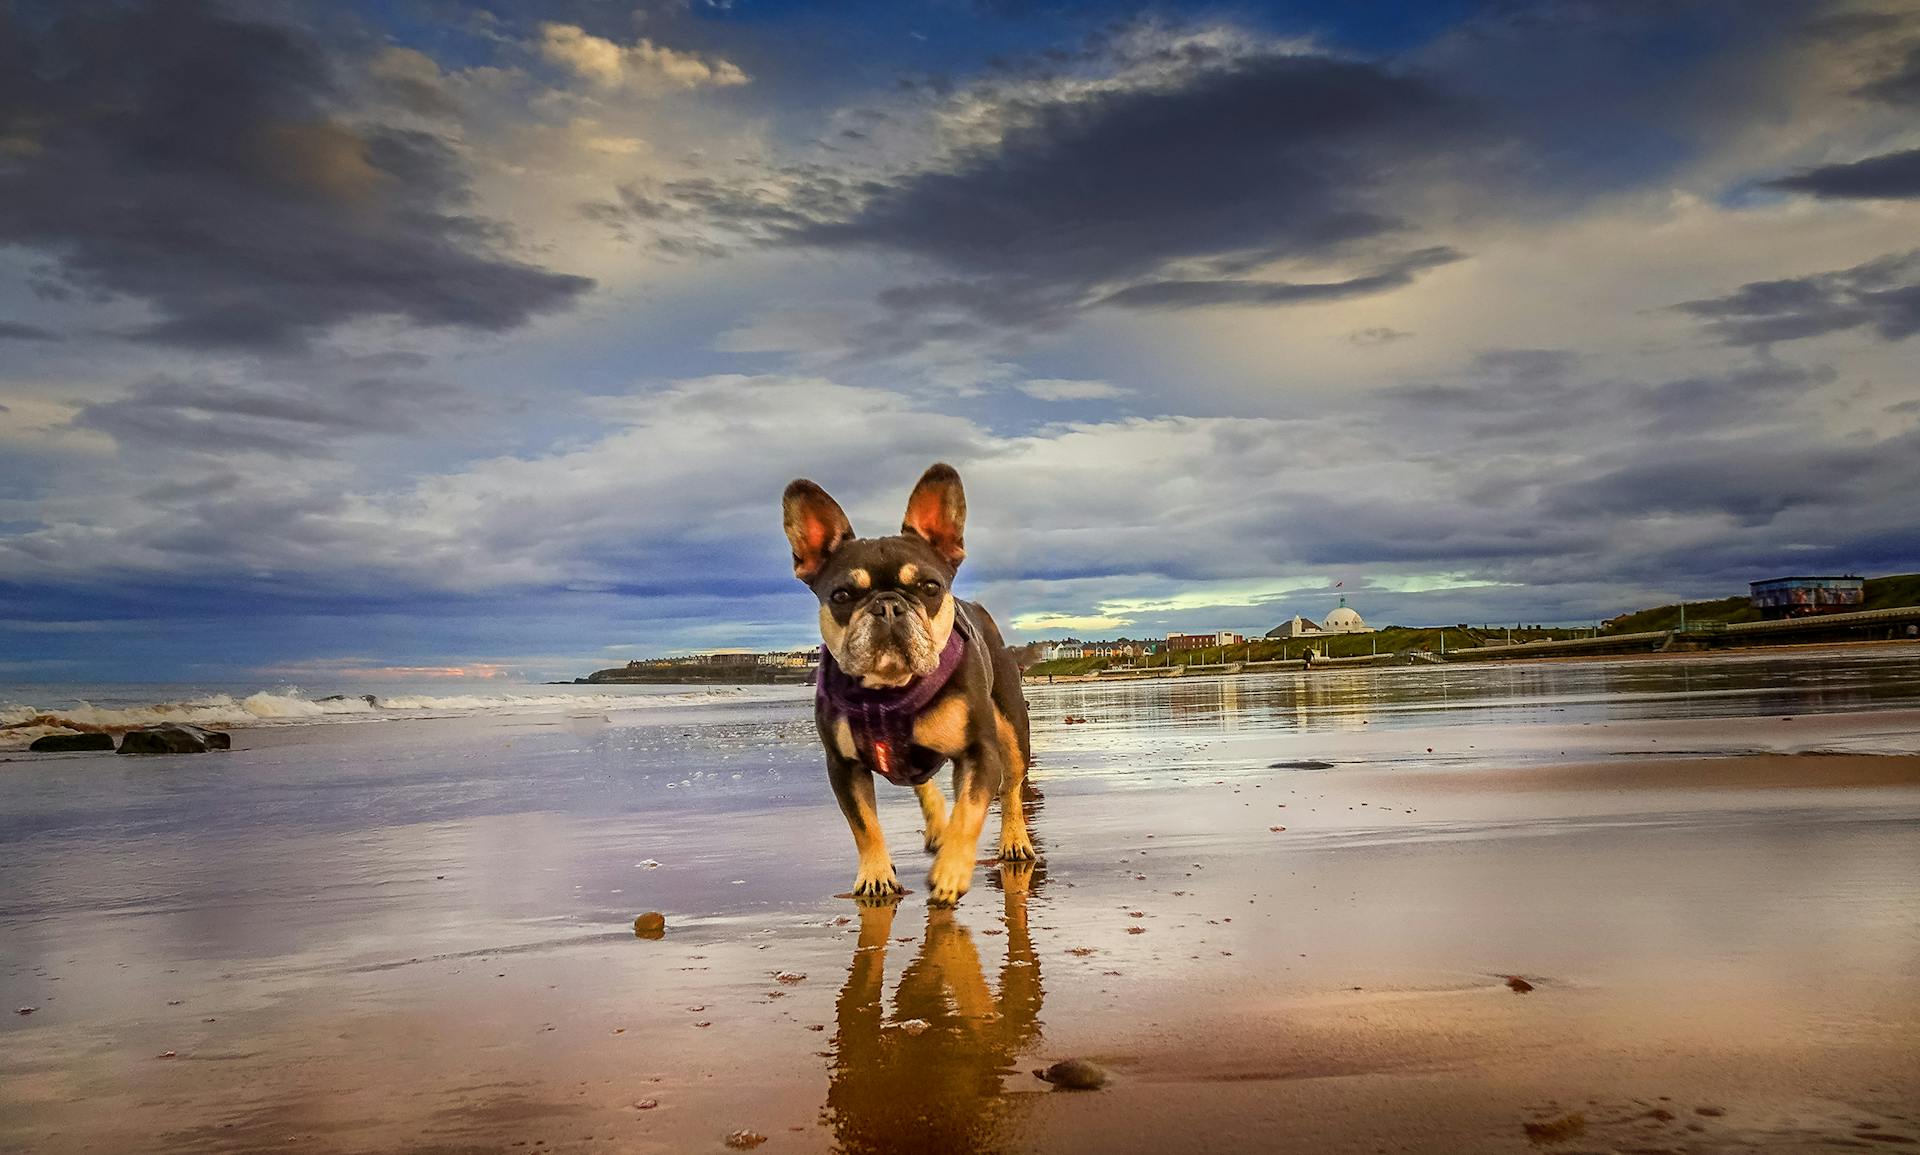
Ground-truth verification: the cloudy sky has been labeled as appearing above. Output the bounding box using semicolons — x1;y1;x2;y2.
3;0;1919;684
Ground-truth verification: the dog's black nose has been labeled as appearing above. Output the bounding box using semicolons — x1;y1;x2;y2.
869;592;911;622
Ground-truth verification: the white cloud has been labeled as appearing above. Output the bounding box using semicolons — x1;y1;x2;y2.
0;394;114;453
1007;612;1134;632
538;24;748;92
1016;378;1130;402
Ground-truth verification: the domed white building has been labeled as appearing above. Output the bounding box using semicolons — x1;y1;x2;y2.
1265;596;1375;638
1321;598;1372;634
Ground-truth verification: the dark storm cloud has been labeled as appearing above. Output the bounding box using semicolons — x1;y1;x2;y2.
591;2;1840;355
586;45;1476;340
796;54;1467;294
0;1;591;351
1541;431;1920;527
1375;353;1833;450
0;321;58;341
1099;246;1464;310
1764;148;1920;199
77;375;475;457
1857;43;1920;104
1676;250;1920;345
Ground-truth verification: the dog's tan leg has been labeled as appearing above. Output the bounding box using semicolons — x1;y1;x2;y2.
923;906;994;1026
828;751;901;898
914;778;948;855
994;712;1035;862
926;747;998;905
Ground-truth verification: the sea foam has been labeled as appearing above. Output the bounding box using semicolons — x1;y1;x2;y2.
0;684;776;751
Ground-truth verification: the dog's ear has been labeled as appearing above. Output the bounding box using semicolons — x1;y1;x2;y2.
784;479;854;583
901;462;966;570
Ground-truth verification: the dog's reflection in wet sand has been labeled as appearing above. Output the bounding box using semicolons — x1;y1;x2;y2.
823;862;1044;1154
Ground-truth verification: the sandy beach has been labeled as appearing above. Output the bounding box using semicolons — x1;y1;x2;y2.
3;648;1918;1154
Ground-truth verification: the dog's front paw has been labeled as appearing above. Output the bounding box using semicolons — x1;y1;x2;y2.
853;863;904;898
997;828;1036;862
922;827;944;856
925;853;974;907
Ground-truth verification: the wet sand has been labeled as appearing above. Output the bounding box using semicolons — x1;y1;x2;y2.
3;656;1918;1153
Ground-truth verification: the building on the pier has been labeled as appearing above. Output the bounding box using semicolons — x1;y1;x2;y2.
1748;575;1864;620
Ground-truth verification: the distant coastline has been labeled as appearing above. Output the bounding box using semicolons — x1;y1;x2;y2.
575;661;813;685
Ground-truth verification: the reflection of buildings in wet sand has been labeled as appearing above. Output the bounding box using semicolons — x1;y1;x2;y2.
1166;679;1225;722
823;862;1044;1155
1289;672;1377;732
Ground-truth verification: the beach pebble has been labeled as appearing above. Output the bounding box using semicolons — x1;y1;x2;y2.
1694;1106;1726;1117
724;1130;768;1149
633;912;667;939
633;1099;658;1110
16;1007;35;1015
1033;1059;1109;1090
774;971;806;984
888;1018;930;1035
1505;976;1535;994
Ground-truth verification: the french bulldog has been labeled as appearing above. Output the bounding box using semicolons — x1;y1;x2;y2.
783;463;1033;905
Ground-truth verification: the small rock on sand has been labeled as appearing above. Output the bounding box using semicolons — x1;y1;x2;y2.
1694;1106;1726;1117
724;1130;768;1149
633;912;666;939
633;1099;658;1110
1521;1112;1584;1143
888;1019;930;1035
1506;975;1535;993
774;971;806;984
1033;1059;1108;1090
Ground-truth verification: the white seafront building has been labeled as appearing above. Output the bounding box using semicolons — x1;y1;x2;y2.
1268;596;1375;639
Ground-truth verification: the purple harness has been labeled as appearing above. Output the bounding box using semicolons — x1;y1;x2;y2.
816;629;967;787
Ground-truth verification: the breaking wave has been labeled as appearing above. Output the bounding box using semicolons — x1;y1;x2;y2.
0;685;789;751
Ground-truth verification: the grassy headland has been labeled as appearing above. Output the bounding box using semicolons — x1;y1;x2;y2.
1021;573;1920;677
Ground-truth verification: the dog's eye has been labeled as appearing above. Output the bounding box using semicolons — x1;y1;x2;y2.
829;588;853;605
919;579;943;596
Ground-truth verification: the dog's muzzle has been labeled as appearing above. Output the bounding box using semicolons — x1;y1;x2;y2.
847;593;938;678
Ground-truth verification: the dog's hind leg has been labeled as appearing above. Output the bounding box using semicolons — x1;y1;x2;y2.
829;751;902;898
994;711;1035;862
915;778;948;855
